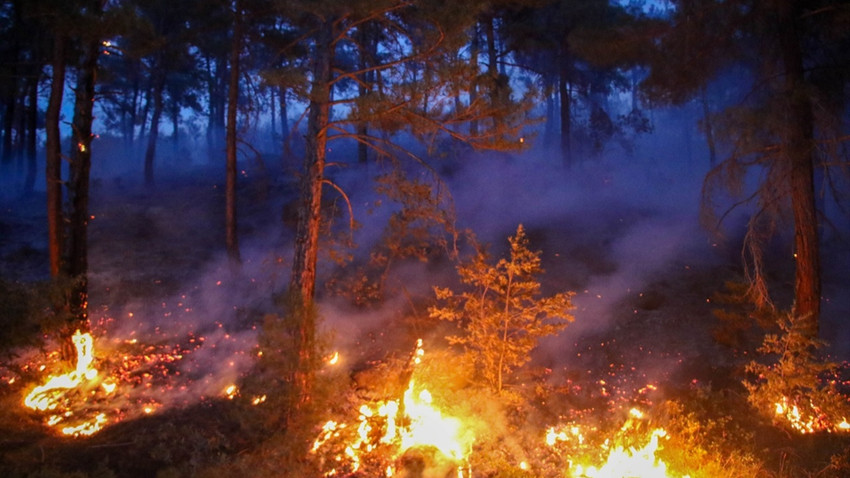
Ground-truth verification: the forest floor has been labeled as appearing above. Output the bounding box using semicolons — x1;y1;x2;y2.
1;153;849;477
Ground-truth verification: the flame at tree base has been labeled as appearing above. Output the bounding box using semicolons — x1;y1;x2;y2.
23;330;116;437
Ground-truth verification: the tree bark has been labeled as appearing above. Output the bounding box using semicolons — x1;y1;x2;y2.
46;33;66;278
279;86;290;166
24;72;39;194
558;51;572;168
469;23;479;137
699;86;717;166
289;19;333;403
779;0;820;336
291;20;332;306
144;67;165;187
67;33;100;324
225;0;242;264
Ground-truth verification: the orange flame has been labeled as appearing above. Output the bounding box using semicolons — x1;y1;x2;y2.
548;409;691;478
571;428;684;478
23;331;112;437
312;340;473;476
773;396;850;434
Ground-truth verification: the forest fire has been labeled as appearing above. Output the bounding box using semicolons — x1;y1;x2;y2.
569;427;683;478
547;409;691;478
23;330;114;437
18;319;256;438
311;340;474;477
774;396;850;434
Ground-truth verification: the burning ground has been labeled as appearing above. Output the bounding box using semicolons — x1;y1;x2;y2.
1;150;850;477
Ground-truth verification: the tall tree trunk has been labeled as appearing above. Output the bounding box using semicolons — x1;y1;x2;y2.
289;19;333;403
270;86;276;146
46;33;66;278
355;24;372;164
127;62;140;149
225;0;242;264
779;0;820;336
544;81;555;147
484;13;499;131
469;24;479;137
699;86;717;166
558;50;572;168
280;86;290;166
144;69;165;187
171;103;179;157
67;32;100;325
205;55;216;155
24;74;38;194
2;76;16;165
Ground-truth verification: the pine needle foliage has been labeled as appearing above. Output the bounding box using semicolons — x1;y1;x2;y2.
744;313;850;432
430;225;574;394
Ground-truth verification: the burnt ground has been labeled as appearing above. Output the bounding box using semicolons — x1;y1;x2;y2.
1;157;850;477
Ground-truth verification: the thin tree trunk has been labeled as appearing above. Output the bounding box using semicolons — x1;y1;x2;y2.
699;86;717;166
280;86;290;166
291;23;331;307
144;69;165;187
289;19;333;403
2;76;16;165
356;24;371;164
67;33;100;324
46;33;66;278
469;23;479;137
779;0;820;336
206;55;215;155
127;61;140;149
558;53;571;168
171;103;179;157
24;73;38;194
544;82;555;147
270;86;276;146
225;0;242;264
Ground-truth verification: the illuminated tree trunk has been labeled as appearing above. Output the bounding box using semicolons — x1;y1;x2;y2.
46;33;66;278
289;18;333;400
779;0;820;337
225;0;242;264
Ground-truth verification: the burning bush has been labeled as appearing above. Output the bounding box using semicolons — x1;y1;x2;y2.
744;313;850;434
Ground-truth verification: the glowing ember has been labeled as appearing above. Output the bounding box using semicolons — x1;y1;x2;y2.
224;384;238;399
773;396;850;434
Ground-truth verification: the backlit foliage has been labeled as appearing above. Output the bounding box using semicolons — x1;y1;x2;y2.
744;313;850;434
430;224;574;393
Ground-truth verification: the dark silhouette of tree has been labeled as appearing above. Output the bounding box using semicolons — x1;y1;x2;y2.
43;2;73;279
66;0;107;326
505;0;644;166
644;0;850;337
225;0;243;264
